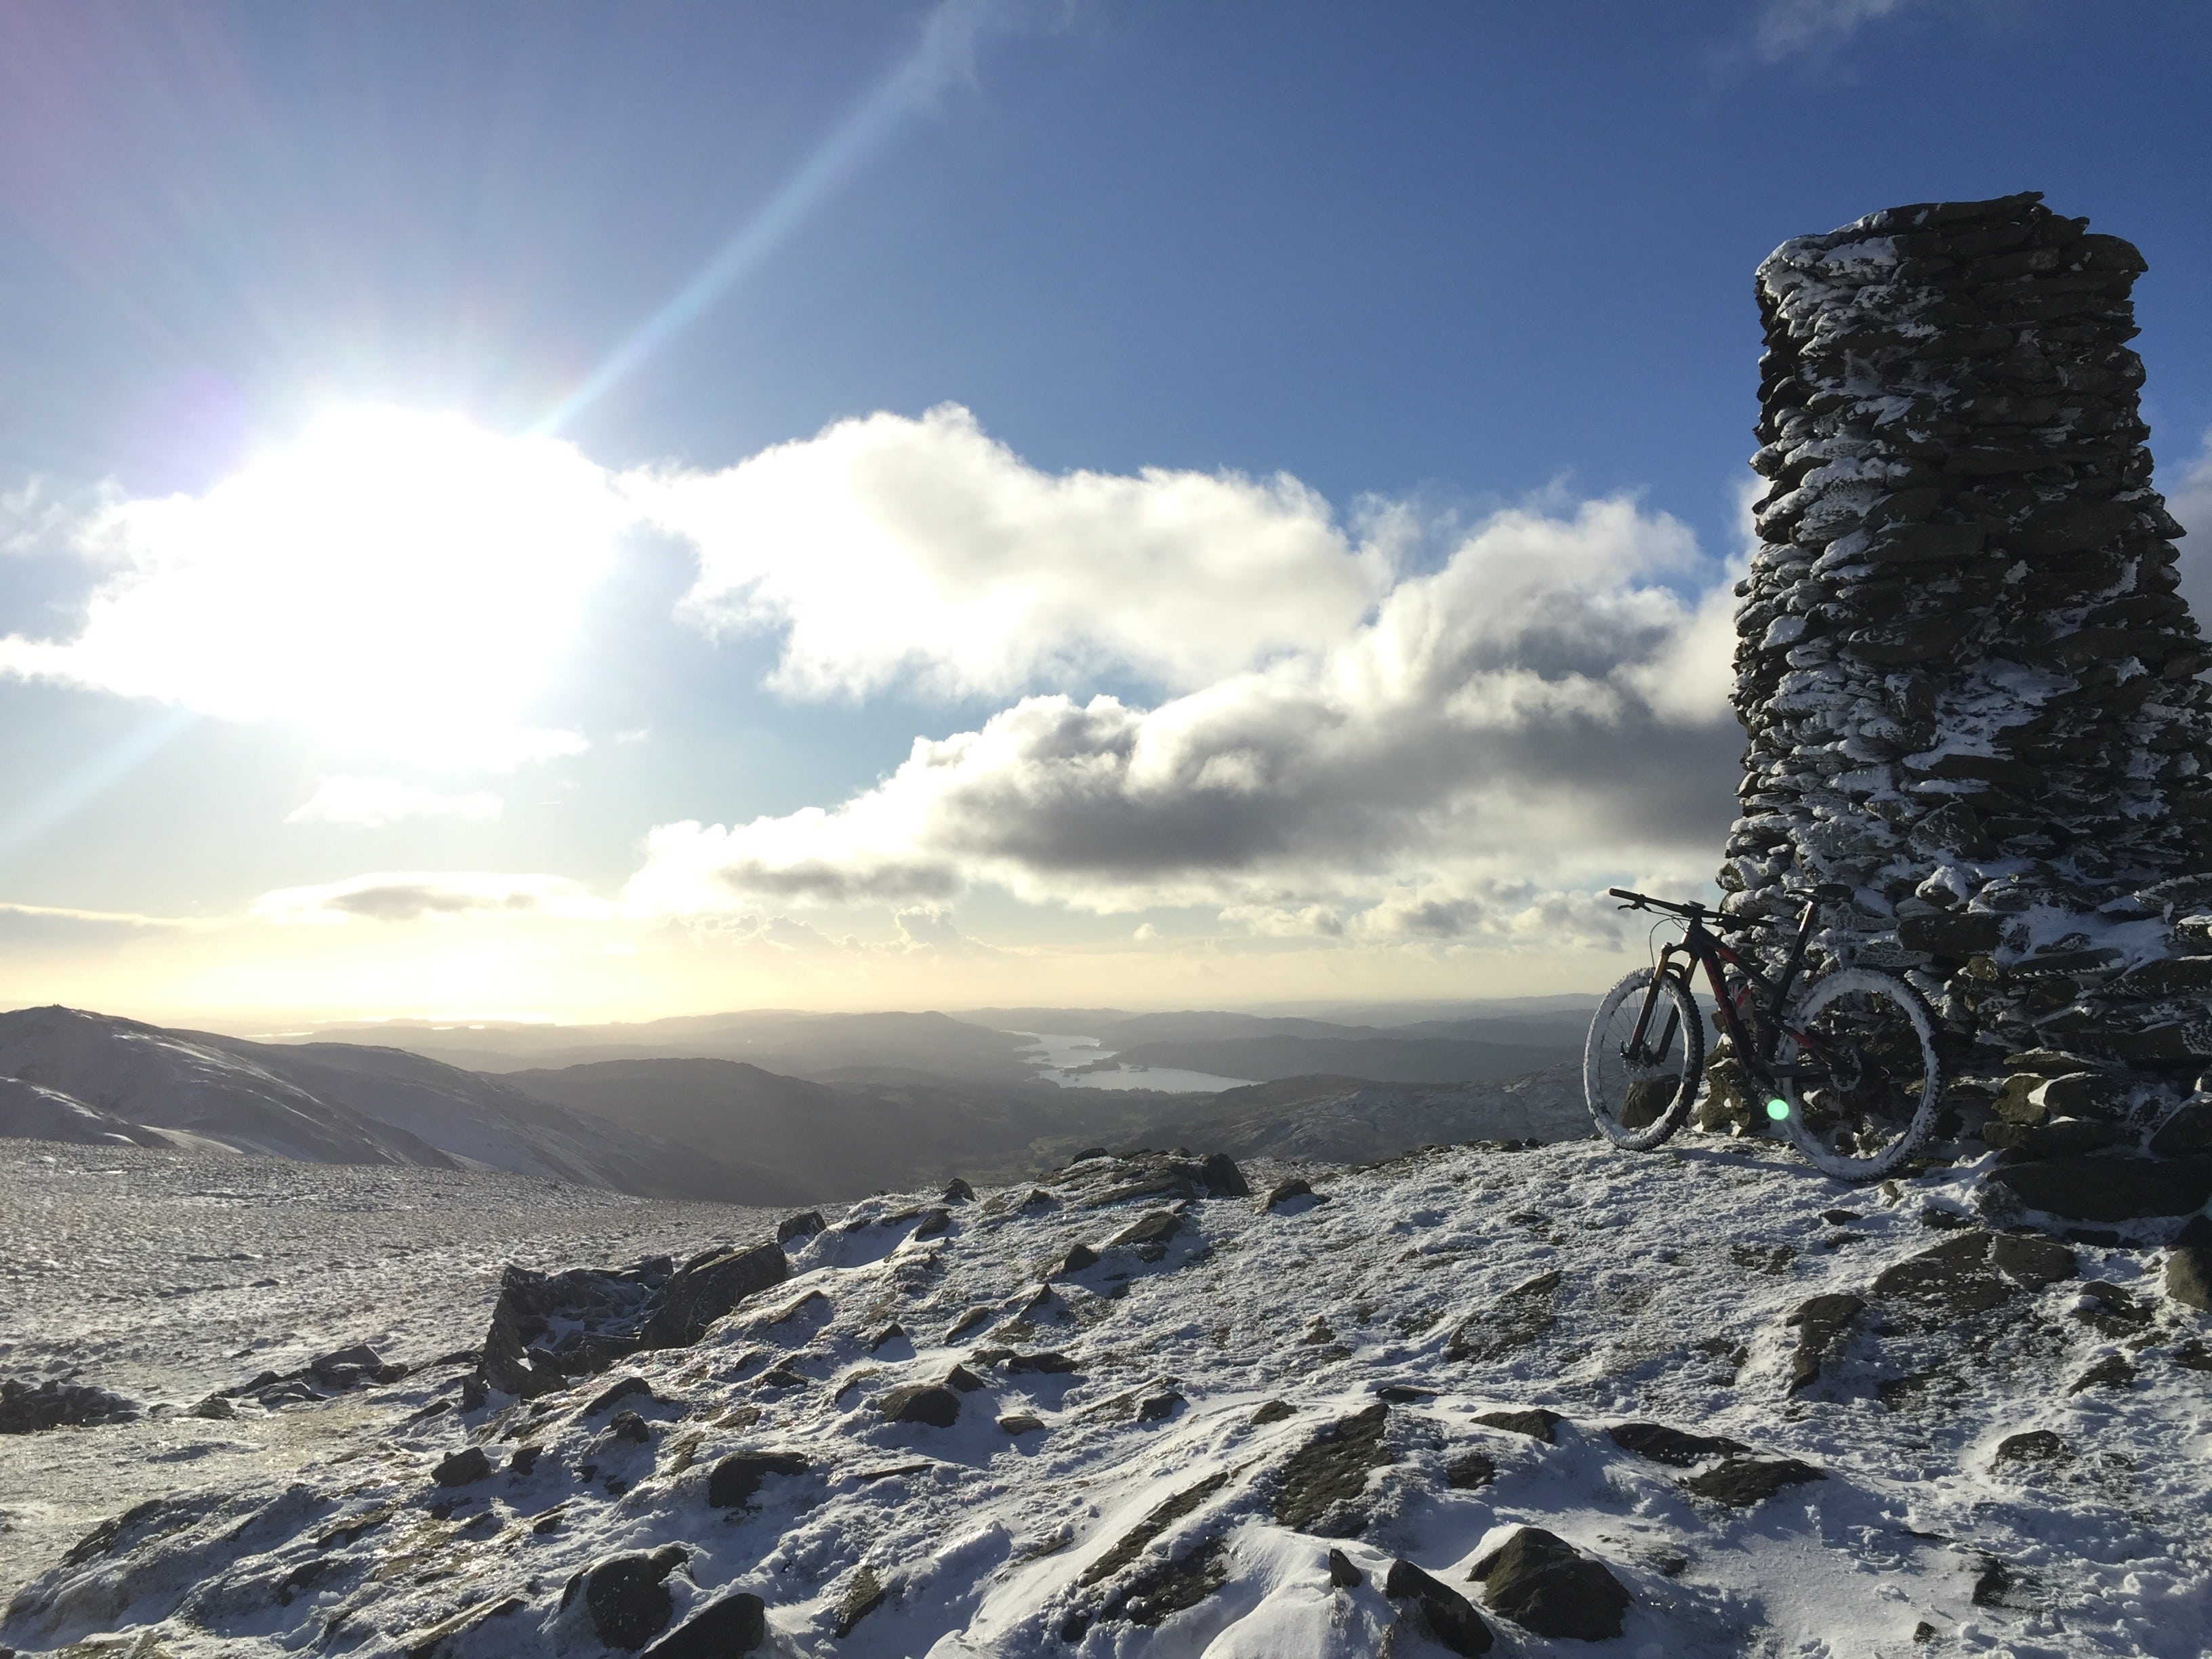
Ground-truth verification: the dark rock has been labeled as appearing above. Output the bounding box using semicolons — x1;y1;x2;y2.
945;1306;991;1341
1469;1525;1629;1641
1251;1399;1296;1426
1375;1385;1433;1404
777;1210;824;1244
0;1378;140;1434
310;1343;401;1389
944;1365;986;1393
1273;1403;1395;1532
832;1568;886;1637
1384;1559;1494;1656
1444;1451;1497;1489
1059;1243;1099;1275
1005;1350;1078;1374
1137;1390;1185;1422
1200;1152;1250;1197
482;1240;787;1398
1113;1535;1231;1626
639;1591;766;1658
605;1410;651;1444
998;1413;1045;1435
509;1445;541;1475
188;1394;235;1421
432;1446;492;1486
1681;1457;1825;1507
1069;1147;1109;1165
705;1450;808;1509
943;1178;975;1204
1785;1293;1865;1392
2163;1244;2212;1311
1988;1156;2212;1223
1265;1178;1316;1210
585;1375;653;1416
1081;1469;1229;1595
1992;1430;2070;1469
1990;1232;2077;1287
2150;1101;2212;1156
1108;1209;1185;1248
1472;1408;1561;1443
1874;1231;2014;1317
1605;1422;1748;1467
1897;910;2002;957
1446;1270;1561;1363
868;1322;907;1351
2069;1353;2138;1393
912;1206;952;1239
881;1384;961;1428
1327;1547;1364;1589
582;1545;688;1650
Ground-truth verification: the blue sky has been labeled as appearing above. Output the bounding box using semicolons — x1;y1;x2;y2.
1;0;2209;1023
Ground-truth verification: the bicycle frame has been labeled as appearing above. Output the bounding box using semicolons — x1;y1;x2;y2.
1625;899;1827;1086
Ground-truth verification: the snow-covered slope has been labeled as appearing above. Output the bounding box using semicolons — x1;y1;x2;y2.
0;1076;171;1149
7;1134;2209;1658
0;1006;801;1202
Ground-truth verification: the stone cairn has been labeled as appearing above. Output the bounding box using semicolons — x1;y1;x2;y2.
1718;190;2212;1165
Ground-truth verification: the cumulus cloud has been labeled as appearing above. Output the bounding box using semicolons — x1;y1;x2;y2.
626;496;1742;925
253;872;612;925
635;403;1393;699
0;407;629;771
286;776;504;828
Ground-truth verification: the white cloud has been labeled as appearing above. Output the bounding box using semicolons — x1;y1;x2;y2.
0;407;630;771
625;495;1740;926
253;871;613;925
1753;0;1918;59
2169;427;2212;628
635;403;1393;700
286;776;504;828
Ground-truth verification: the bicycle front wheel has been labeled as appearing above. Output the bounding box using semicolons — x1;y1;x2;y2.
1780;968;1942;1181
1585;966;1704;1151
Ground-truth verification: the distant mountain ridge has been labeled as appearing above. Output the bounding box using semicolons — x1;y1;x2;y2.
0;1006;802;1204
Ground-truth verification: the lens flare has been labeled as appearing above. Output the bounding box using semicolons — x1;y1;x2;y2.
1765;1097;1791;1121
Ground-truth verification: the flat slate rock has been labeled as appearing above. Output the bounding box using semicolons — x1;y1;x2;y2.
1469;1525;1630;1641
1272;1403;1395;1532
1988;1155;2212;1223
638;1590;766;1656
1605;1422;1748;1467
1681;1456;1826;1507
1472;1408;1562;1443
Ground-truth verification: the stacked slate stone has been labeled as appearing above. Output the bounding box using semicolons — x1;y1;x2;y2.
1720;191;2212;1149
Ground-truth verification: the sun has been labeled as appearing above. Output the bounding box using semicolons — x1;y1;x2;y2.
20;405;633;769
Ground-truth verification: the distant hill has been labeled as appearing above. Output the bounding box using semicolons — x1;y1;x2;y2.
500;1057;1083;1200
1105;1031;1580;1085
0;1006;803;1204
293;1009;1044;1090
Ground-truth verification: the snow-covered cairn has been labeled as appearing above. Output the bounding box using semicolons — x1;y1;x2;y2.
1721;191;2212;1142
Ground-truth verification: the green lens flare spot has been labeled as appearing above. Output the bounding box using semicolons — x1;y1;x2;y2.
1765;1097;1791;1122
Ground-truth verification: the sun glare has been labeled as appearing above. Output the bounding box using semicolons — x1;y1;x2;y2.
39;405;631;769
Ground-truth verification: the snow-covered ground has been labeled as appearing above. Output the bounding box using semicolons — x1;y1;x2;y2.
0;1139;771;1599
4;1131;2209;1658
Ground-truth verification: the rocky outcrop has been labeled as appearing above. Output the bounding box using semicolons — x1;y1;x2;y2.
0;1378;138;1433
1722;191;2212;1147
480;1240;787;1397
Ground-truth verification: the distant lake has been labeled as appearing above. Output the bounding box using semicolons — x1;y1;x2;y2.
1006;1031;1256;1094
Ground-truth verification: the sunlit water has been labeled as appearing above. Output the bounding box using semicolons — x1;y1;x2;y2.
1006;1031;1256;1094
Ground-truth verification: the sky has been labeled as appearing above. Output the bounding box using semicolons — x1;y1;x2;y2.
1;0;2209;1026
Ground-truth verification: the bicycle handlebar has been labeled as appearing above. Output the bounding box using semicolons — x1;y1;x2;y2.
1607;886;1755;929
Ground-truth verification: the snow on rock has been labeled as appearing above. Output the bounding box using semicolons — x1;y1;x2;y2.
1725;191;2212;1147
7;1136;2210;1658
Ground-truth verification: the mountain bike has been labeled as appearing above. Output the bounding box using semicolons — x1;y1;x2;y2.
1584;887;1942;1181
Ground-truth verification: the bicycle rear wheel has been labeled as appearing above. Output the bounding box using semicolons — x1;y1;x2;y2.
1584;967;1704;1151
1779;968;1942;1181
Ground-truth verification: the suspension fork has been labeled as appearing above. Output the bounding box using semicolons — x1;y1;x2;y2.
1626;944;1691;1065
